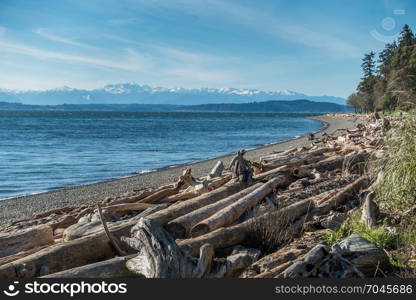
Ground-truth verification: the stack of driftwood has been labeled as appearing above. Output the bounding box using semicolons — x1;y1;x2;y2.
0;114;392;278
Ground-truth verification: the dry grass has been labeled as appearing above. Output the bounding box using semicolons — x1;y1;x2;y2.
246;208;298;254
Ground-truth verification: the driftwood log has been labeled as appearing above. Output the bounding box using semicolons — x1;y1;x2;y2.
0;220;135;278
163;174;231;203
103;203;155;214
122;219;214;278
42;255;137;278
179;198;315;256
146;179;247;225
314;176;369;215
0;225;54;258
261;147;330;170
208;161;224;179
165;183;263;239
190;175;291;237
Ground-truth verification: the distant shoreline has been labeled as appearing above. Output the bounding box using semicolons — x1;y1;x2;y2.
0;114;357;227
0;99;351;113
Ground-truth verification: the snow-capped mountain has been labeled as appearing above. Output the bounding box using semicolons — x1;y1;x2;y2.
0;83;346;105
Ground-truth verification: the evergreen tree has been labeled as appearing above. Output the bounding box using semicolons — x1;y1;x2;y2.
361;51;376;79
378;42;397;76
348;24;416;112
398;24;415;47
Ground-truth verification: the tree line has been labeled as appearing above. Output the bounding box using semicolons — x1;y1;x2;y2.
348;24;416;112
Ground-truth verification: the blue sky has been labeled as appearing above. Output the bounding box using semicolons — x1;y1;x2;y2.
0;0;415;98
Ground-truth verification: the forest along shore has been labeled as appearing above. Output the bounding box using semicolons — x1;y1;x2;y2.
0;114;357;228
0;112;391;278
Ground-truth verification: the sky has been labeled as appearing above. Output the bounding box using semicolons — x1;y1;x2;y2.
0;0;415;98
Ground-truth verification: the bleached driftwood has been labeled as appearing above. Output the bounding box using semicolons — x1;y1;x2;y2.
190;175;291;237
165;183;263;239
146;179;247;225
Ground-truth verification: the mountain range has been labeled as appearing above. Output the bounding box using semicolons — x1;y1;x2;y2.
0;83;346;106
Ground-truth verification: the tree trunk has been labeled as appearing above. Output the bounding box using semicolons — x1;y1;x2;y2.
165;183;263;239
191;175;292;237
0;225;54;258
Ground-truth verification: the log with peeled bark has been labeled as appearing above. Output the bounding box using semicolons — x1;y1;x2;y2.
165;183;263;239
122;218;214;278
146;179;247;226
0;225;54;258
179;198;315;256
190;175;292;237
42;255;138;278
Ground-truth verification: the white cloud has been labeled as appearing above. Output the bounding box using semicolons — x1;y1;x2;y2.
0;40;147;71
34;28;96;50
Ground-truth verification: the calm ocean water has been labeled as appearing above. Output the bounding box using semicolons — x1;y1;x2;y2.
0;111;322;199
